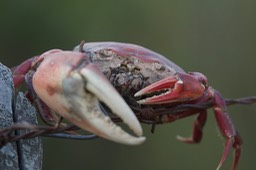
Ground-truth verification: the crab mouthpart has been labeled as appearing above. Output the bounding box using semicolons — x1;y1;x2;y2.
135;76;183;104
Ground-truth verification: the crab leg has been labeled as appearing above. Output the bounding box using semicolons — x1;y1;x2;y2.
32;50;145;145
12;56;38;87
135;76;183;104
135;73;205;104
136;72;242;169
176;110;207;143
212;89;242;170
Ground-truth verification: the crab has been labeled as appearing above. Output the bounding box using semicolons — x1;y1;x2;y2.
12;41;242;170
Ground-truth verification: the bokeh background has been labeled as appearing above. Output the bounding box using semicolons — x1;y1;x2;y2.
1;1;256;170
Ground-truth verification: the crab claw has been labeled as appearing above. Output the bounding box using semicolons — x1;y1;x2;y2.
33;50;145;145
135;72;208;104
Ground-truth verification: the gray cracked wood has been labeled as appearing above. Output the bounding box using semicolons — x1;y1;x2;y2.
0;63;43;170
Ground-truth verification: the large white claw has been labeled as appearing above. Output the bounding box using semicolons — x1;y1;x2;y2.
33;50;145;145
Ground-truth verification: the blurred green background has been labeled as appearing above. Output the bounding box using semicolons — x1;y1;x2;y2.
1;1;256;170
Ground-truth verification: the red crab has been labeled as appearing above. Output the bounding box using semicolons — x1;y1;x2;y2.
12;41;242;170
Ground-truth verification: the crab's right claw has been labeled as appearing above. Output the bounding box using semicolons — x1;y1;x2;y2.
33;50;145;145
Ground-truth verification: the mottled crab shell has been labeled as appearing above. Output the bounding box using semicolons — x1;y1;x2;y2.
74;42;184;71
74;42;185;93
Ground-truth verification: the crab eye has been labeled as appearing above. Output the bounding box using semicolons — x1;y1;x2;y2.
200;79;208;90
99;49;116;58
188;72;209;90
199;76;209;90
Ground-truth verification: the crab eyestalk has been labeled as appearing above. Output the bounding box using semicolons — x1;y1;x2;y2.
32;50;145;145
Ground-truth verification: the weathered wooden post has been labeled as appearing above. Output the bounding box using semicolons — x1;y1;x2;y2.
0;63;43;170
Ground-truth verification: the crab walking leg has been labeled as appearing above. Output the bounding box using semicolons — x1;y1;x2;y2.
212;89;242;170
32;50;145;145
12;56;38;87
176;111;207;143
